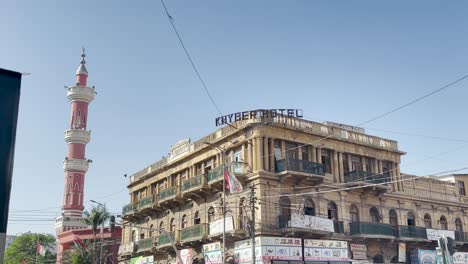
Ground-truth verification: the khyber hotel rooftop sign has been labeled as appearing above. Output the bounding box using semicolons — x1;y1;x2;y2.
215;109;303;126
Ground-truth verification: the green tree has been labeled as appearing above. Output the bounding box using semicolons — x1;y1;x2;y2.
61;240;95;264
4;232;56;264
83;205;110;263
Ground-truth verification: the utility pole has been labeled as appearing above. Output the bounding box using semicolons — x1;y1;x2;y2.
248;185;257;264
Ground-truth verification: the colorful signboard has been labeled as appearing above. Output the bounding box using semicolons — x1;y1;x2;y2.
130;256;154;264
426;229;455;240
304;239;349;262
234;237;302;264
398;243;406;263
289;213;335;232
203;242;222;264
209;216;234;235
350;243;367;260
177;248;193;264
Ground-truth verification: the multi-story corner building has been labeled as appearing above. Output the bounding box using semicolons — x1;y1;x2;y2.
118;113;468;264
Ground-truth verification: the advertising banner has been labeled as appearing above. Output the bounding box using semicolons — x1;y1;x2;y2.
177;248;193;264
426;229;455;240
234;237;302;264
209;216;234;235
203;242;222;264
398;243;406;263
453;252;468;264
289;213;335;232
350;243;367;260
304;239;349;262
130;256;154;264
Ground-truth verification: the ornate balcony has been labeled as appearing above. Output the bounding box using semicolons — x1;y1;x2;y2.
344;170;389;192
158;186;183;207
207;162;248;189
275;158;325;184
138;196;161;215
63;159;89;172
455;231;468;243
157;231;180;249
137;238;155;253
181;223;208;243
398;226;428;241
121;203;139;221
350;222;396;239
64;129;90;144
182;174;209;199
66;85;95;103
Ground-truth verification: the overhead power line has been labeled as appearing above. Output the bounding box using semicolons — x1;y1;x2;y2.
159;0;223;116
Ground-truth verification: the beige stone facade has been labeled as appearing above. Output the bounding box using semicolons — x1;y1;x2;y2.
118;115;468;264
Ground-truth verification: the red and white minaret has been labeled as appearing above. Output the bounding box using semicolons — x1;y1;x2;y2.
55;50;96;233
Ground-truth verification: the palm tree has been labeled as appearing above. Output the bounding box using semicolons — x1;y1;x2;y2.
83;205;110;264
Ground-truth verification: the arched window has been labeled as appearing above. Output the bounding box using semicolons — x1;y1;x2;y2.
194;211;200;225
170;218;176;231
208;207;215;222
182;215;188;229
159;221;165;233
407;211;415;226
424;214;432;228
389;209;398;227
440;216;448;230
280;196;292;219
456;218;463;232
140;229;145;239
149;224;154;237
370;207;380;223
131;230;136;242
304;199;315;216
327;202;338;220
350;205;359;223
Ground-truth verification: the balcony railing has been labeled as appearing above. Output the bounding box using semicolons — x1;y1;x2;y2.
398;226;427;239
350;222;396;237
158;231;180;247
275;159;325;175
158;186;180;202
139;196;155;210
455;231;468;242
182;174;206;192
181;223;208;242
137;238;154;252
344;170;389;184
207;162;247;184
122;203;135;216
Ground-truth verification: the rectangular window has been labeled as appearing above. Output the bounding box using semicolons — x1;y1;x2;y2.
285;141;298;160
274;140;283;160
459;181;466;196
234;150;242;162
343;154;349;173
301;146;309;161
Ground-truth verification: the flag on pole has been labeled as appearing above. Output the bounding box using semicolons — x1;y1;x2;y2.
224;168;243;194
37;242;47;256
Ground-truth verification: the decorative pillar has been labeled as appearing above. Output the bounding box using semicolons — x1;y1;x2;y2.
338;153;344;183
333;151;339;183
256;137;264;171
316;147;322;163
263;137;269;171
311;145;317;162
269;139;275;171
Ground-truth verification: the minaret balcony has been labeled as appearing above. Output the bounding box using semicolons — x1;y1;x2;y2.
63;159;89;172
66;86;95;103
64;129;91;144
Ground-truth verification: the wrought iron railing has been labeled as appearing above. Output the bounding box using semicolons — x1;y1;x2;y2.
455;231;468;242
182;174;206;192
207;162;247;183
181;223;208;242
350;222;396;236
344;170;389;184
158;186;179;201
122;203;135;216
275;159;325;175
137;238;154;252
398;225;427;239
139;196;155;210
158;231;179;246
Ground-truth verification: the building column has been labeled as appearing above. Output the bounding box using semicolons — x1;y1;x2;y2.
263;137;269;171
241;143;246;162
362;157;367;171
311;146;317;162
269;139;275;171
340;192;348;232
316;147;322;163
338;152;344;183
249;139;254;171
378;160;383;174
333;151;339;183
347;154;352;172
396;163;402;191
391;163;398;191
256;137;264;171
373;159;378;175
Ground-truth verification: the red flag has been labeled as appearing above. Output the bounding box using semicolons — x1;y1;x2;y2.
74;236;88;251
224;169;231;190
224;168;243;194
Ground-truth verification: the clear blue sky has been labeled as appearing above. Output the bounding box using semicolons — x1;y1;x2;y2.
2;0;468;236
